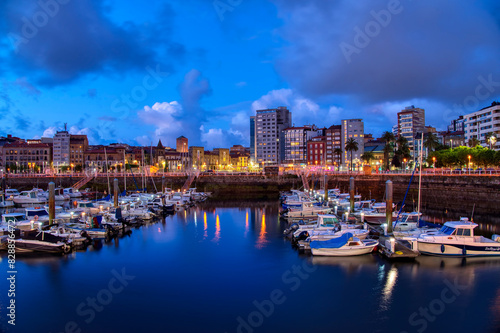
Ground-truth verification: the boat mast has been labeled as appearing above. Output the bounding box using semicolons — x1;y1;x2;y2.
142;148;146;192
417;132;424;217
123;149;126;195
104;148;111;197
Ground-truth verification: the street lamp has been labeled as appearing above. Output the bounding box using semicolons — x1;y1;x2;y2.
489;136;497;150
432;156;436;168
403;158;407;171
468;155;471;174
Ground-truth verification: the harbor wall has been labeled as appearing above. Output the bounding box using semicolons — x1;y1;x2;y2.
4;174;500;222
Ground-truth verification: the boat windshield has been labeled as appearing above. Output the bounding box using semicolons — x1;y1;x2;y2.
322;217;338;226
439;226;456;235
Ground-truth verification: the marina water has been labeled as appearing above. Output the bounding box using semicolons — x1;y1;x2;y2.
1;200;500;333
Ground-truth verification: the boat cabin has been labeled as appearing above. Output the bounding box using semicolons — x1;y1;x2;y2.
439;219;477;237
77;201;96;209
18;190;39;199
25;207;49;219
317;214;340;227
5;189;20;197
2;213;26;223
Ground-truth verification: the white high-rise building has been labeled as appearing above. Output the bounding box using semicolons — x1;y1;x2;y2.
53;130;70;168
255;107;291;166
341;119;364;169
464;102;500;150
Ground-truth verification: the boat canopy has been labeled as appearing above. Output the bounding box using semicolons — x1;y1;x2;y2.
310;232;354;249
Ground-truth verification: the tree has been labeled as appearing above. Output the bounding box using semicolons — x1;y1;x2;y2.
361;151;374;165
394;136;411;169
381;131;395;170
485;132;498;149
468;137;480;147
424;133;440;152
345;138;359;171
333;148;342;171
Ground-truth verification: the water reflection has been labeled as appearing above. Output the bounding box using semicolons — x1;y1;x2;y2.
256;213;268;249
203;212;207;239
381;266;398;308
213;214;220;243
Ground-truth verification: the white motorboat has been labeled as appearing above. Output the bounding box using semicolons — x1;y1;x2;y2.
284;202;331;220
47;225;91;246
13;190;47;204
310;232;379;256
289;214;360;239
64;188;82;198
4;189;20;200
415;218;500;257
2;212;33;230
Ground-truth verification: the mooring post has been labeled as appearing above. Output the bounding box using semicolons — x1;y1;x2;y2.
162;176;166;206
386;180;393;234
114;178;119;208
324;174;328;204
349;177;355;213
48;182;55;225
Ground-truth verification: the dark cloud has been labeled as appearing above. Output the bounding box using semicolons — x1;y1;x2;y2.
87;88;97;98
177;69;212;143
14;113;30;131
2;1;183;86
273;0;500;105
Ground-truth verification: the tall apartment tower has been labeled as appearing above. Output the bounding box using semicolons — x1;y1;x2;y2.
283;125;317;164
250;116;256;162
176;136;188;153
53;130;70;168
341;119;364;169
325;125;342;166
464;102;500;150
255;106;291;166
397;106;425;152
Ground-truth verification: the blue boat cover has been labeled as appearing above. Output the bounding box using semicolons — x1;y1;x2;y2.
310;232;353;249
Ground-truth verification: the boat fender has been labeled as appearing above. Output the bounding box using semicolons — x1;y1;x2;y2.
441;244;445;253
462;247;467;256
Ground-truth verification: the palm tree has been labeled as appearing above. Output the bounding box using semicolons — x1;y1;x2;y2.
424;133;440;152
468;137;480;148
381;131;395;170
361;151;374;165
333;148;342;171
485;132;498;149
394;136;411;169
345;138;359;171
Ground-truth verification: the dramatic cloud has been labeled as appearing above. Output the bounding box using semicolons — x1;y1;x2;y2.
252;88;343;128
137;69;212;146
1;0;183;85
273;0;500;106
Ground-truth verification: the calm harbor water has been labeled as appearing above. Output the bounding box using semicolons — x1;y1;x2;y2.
1;200;500;333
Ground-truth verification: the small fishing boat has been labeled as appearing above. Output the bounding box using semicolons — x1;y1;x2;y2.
14;230;72;254
310;232;379;256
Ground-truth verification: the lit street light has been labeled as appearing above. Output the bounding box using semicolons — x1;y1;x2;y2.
468;155;471;174
432;156;436;168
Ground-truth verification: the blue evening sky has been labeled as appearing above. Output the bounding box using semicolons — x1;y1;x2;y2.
1;0;500;148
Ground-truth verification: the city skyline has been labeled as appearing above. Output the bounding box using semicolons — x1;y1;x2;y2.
2;1;500;148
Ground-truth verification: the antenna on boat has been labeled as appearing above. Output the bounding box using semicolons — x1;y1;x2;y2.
471;203;475;222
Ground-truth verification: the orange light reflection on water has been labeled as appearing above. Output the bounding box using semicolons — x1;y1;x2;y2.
256;213;268;249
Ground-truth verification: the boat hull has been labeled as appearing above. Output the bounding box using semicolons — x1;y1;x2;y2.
418;241;500;257
14;240;70;254
311;245;377;256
